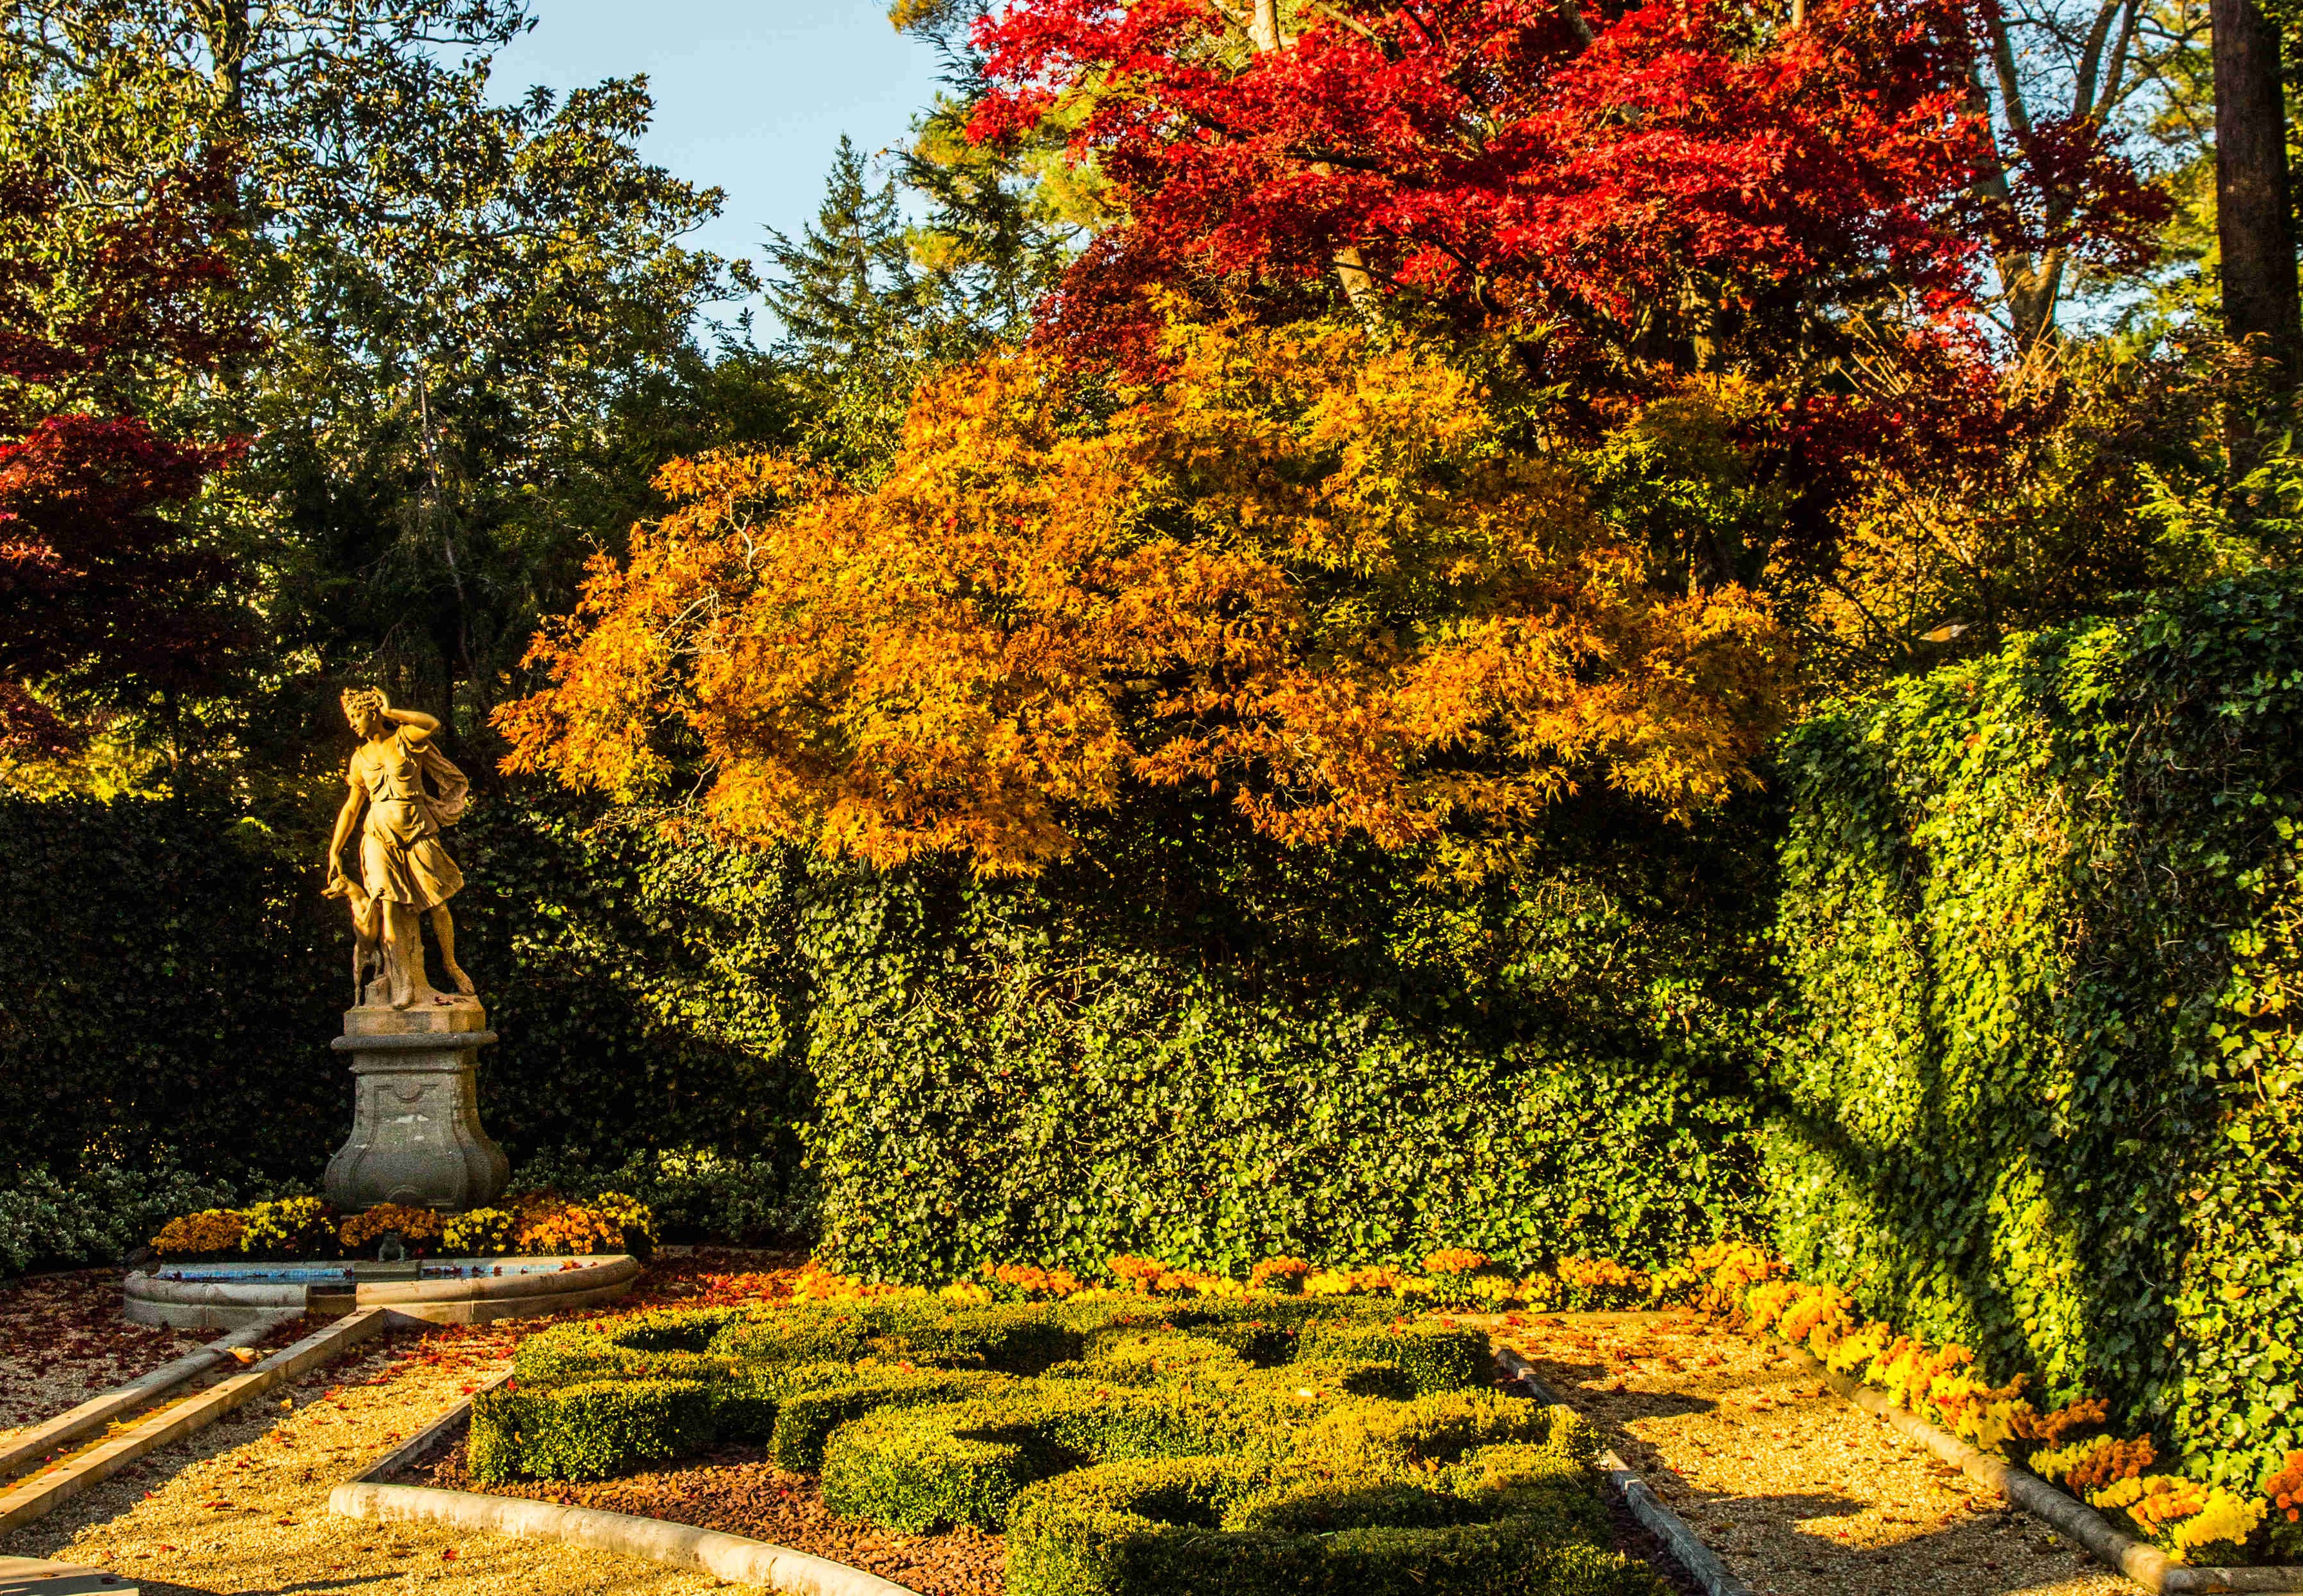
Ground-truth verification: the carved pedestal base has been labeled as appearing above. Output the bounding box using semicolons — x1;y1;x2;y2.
323;993;509;1212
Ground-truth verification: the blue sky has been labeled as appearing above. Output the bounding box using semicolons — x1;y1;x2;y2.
492;0;950;328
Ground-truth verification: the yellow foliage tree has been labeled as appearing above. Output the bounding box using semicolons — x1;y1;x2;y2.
495;317;1791;874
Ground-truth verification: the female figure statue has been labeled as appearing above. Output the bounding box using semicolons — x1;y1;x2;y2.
324;687;476;1007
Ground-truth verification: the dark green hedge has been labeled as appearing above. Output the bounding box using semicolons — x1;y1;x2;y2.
799;799;1772;1280
3;779;1769;1277
475;1297;1661;1595
1769;573;2303;1486
0;792;810;1227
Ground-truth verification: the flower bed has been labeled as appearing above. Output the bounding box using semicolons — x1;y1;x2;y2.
471;1295;1663;1596
144;1189;654;1263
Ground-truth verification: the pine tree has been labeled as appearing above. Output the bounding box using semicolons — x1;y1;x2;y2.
763;135;919;373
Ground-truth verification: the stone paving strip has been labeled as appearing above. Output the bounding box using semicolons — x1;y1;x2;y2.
0;1275;220;1435
0;1319;301;1486
1;1320;727;1595
0;1310;396;1537
1488;1309;2138;1596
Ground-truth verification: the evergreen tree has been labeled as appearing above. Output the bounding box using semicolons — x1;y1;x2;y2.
895;0;1087;336
762;136;932;478
763;135;919;372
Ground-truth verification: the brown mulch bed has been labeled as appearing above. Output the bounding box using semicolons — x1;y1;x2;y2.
408;1439;1004;1596
0;1268;305;1439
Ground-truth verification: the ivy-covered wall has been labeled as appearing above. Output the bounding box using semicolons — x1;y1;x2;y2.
798;798;1774;1280
1;784;1773;1279
1770;574;2303;1485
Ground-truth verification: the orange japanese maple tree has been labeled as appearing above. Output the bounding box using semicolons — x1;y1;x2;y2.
496;317;1788;873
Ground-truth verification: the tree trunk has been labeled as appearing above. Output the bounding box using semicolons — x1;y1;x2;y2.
2213;0;2302;388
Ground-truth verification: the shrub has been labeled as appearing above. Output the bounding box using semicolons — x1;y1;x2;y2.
0;1159;250;1277
236;1197;336;1259
471;1297;1659;1595
509;1191;626;1257
444;1208;514;1255
150;1208;247;1260
473;1378;718;1481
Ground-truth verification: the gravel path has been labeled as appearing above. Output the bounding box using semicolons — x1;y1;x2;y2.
0;1270;208;1432
1489;1311;2136;1596
0;1318;724;1595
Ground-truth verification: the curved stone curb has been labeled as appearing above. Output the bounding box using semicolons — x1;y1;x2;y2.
124;1255;639;1329
0;1307;390;1536
0;1316;300;1483
1495;1345;1757;1596
332;1483;922;1596
1776;1340;2303;1595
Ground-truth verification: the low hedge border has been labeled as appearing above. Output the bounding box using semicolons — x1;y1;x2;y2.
472;1296;1665;1596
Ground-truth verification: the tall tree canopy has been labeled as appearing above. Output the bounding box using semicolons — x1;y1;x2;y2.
966;0;2165;379
3;0;759;769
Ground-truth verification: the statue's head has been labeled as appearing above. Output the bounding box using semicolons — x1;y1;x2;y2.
341;687;388;738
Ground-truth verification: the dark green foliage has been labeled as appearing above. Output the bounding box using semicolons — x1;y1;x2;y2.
472;1378;718;1481
484;1296;1652;1593
5;774;1766;1278
1770;573;2303;1486
819;1392;1089;1532
1294;1324;1492;1398
0;790;812;1246
799;793;1772;1281
1002;1429;1656;1596
768;1369;1017;1472
0;795;343;1182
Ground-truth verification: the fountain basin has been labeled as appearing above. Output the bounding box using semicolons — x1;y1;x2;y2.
124;1255;640;1329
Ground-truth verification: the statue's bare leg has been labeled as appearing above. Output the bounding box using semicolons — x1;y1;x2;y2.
430;905;475;995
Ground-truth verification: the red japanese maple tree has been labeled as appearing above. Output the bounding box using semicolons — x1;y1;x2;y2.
969;0;2161;386
0;158;253;761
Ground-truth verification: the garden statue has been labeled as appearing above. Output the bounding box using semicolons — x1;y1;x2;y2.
320;687;508;1211
325;687;475;1009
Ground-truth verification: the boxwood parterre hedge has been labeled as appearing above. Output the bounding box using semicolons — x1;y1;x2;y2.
473;1296;1662;1596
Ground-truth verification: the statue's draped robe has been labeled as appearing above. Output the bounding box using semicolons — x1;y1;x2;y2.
352;730;468;911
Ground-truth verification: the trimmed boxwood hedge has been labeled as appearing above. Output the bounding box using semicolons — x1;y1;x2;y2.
473;1297;1662;1596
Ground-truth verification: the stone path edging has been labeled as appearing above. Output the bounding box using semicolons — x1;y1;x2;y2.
0;1315;300;1483
329;1377;923;1596
332;1485;924;1596
0;1306;390;1536
1775;1338;2303;1596
0;1555;139;1593
1495;1344;1758;1596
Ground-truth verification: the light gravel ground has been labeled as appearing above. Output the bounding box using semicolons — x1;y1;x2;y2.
1;1317;726;1595
1486;1311;2137;1596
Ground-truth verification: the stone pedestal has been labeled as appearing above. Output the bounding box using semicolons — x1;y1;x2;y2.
323;993;510;1212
